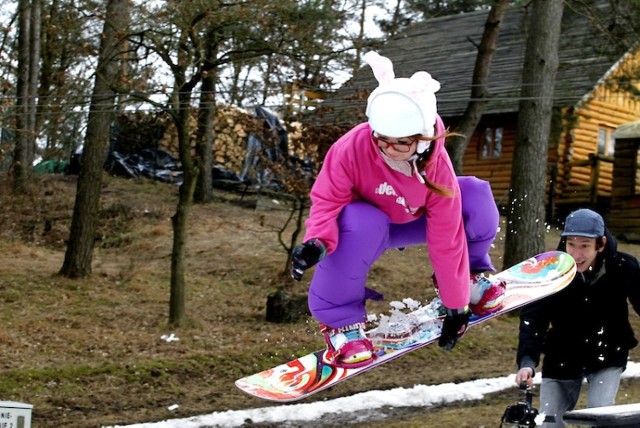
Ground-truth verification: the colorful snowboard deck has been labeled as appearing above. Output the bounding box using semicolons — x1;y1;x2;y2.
236;250;576;402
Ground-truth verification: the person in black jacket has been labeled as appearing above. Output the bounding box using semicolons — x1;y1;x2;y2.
514;208;640;427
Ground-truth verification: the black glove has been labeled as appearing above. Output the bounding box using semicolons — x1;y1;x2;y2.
439;306;471;351
290;239;326;281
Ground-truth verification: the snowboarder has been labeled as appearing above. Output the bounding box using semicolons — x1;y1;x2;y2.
290;51;505;367
514;208;640;427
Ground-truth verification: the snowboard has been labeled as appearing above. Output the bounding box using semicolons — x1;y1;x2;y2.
235;251;576;402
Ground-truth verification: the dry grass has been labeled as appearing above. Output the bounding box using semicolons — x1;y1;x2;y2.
2;174;640;428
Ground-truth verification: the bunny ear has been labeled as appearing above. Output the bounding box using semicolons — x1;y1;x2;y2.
364;51;395;84
410;71;441;93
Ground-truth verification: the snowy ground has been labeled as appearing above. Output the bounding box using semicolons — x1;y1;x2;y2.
108;362;640;428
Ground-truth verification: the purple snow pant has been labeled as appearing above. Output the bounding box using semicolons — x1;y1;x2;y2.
308;176;499;328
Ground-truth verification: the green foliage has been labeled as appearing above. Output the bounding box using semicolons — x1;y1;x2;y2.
569;0;640;96
375;0;491;36
406;0;491;18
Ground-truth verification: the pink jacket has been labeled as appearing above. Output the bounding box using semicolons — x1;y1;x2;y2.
303;117;470;310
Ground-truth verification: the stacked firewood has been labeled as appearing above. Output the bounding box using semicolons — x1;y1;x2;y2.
156;105;266;173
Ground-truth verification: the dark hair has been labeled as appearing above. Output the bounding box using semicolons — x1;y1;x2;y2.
558;235;606;252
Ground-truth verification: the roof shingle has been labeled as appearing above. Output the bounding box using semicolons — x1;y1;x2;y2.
314;4;622;125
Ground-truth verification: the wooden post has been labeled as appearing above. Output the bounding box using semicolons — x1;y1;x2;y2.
589;153;600;205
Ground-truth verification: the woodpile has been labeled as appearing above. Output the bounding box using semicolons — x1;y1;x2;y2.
115;106;342;183
156;105;276;173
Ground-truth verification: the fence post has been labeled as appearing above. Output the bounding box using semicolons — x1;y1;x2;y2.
589;153;600;205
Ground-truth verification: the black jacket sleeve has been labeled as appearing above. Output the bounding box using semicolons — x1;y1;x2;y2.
517;297;551;373
620;252;640;318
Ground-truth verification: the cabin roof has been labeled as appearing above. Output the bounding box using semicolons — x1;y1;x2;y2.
315;4;624;125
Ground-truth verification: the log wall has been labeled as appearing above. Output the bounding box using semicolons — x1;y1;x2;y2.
609;137;640;240
555;51;640;206
462;122;517;203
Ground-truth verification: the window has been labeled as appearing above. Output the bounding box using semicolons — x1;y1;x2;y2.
479;127;503;159
597;126;615;156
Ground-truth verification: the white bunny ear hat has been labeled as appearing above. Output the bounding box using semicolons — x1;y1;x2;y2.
364;51;440;153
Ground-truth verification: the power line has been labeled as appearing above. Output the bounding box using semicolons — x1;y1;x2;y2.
1;77;640;102
0;92;640;110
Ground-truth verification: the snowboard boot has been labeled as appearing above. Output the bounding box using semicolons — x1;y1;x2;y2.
469;272;506;316
321;322;374;368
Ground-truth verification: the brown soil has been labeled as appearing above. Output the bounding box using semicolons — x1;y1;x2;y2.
2;174;640;428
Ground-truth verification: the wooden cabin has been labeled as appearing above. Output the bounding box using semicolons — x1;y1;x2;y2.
309;4;640;224
608;120;640;240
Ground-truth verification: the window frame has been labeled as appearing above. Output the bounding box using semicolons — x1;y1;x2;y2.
478;126;503;160
597;126;615;156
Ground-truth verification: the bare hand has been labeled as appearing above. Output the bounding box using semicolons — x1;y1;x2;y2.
515;367;534;388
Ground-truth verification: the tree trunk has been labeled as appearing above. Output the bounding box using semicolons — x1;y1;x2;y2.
12;0;32;194
26;0;41;166
60;0;129;278
447;0;509;174
503;0;564;269
37;0;57;157
167;24;201;326
351;0;367;75
169;92;199;327
194;39;217;204
194;73;215;203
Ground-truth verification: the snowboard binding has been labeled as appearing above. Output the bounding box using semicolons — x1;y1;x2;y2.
320;323;375;368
